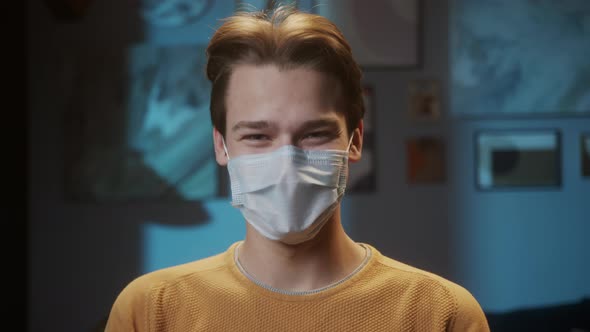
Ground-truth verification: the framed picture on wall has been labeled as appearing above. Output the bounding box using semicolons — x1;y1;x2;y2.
450;0;590;118
405;136;446;184
313;0;420;69
582;133;590;178
475;129;561;190
408;79;441;122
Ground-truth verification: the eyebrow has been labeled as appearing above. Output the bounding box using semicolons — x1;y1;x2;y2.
299;119;340;130
230;118;341;133
231;121;271;132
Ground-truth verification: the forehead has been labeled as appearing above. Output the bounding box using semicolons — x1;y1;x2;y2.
225;64;344;126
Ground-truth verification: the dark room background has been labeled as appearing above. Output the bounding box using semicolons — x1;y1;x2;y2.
27;0;589;331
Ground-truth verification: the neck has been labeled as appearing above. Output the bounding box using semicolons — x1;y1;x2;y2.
237;209;366;292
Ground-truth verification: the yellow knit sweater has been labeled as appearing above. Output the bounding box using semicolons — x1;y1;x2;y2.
105;242;489;331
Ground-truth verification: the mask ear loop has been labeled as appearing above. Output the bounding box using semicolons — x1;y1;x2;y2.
346;132;355;152
221;136;230;160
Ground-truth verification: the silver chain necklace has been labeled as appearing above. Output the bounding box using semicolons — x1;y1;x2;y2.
234;243;371;296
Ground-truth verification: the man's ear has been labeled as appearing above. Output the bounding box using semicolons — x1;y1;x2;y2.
213;127;229;166
349;119;363;163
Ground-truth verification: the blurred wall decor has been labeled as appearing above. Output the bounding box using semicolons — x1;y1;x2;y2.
61;0;226;202
141;0;214;27
451;0;590;117
63;44;220;202
475;129;561;190
407;79;441;122
405;136;446;184
582;133;590;177
315;0;420;68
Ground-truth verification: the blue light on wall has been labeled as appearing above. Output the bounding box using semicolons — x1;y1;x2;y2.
141;0;235;46
136;0;241;273
143;199;245;272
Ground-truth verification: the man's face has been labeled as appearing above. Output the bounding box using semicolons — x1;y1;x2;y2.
213;64;362;164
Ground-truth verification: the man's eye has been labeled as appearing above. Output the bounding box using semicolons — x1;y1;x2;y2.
304;131;330;139
243;134;269;141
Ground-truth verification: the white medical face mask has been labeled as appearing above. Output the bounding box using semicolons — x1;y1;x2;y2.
224;137;353;245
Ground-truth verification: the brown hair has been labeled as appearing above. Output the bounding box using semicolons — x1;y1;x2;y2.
205;4;364;137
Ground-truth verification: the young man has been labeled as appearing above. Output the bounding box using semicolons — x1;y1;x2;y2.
105;5;490;331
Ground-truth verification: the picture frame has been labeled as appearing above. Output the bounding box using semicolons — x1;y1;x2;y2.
313;0;420;69
405;136;446;184
475;129;561;191
581;132;590;178
450;0;590;118
408;79;441;122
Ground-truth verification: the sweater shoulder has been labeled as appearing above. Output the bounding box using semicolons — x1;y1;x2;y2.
375;252;458;289
105;244;236;331
123;246;233;300
370;247;464;294
367;245;490;331
140;251;227;284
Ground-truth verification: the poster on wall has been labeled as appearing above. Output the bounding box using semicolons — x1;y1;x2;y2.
314;0;420;68
407;79;441;122
63;44;224;202
582;133;590;178
405;136;446;184
475;129;561;190
450;0;590;117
